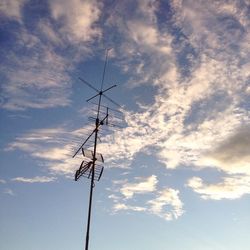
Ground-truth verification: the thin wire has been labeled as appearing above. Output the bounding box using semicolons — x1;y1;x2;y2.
100;49;110;91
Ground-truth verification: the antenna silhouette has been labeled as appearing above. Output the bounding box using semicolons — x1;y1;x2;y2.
73;49;119;250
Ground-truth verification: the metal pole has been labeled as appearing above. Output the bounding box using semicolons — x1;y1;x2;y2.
84;49;110;250
85;121;98;250
85;162;95;250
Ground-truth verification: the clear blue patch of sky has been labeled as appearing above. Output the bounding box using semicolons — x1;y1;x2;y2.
0;179;90;250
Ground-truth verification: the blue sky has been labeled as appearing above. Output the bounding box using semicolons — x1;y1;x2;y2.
0;0;250;249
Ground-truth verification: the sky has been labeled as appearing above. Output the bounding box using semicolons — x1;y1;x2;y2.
0;0;250;250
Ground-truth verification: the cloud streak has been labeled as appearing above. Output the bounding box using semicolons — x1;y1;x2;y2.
120;175;158;199
148;188;184;220
12;176;56;183
0;0;27;22
49;0;102;44
3;188;14;196
0;179;7;184
187;175;250;200
0;28;72;110
110;175;183;220
6;127;84;176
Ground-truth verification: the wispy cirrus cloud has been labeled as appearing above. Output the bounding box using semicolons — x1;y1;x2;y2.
0;179;7;184
12;176;56;183
0;0;27;22
187;175;250;200
148;188;184;220
0;24;72;110
0;0;103;111
113;203;146;212
49;0;102;44
3;188;14;196
38;19;63;46
120;175;158;199
172;0;240;56
6;127;84;176
109;175;183;220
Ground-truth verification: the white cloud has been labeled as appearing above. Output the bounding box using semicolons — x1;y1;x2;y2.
38;19;63;45
171;0;247;59
127;20;172;56
0;0;27;21
108;194;120;202
110;182;184;221
49;0;102;44
137;0;159;23
120;175;158;199
3;188;14;196
128;21;158;46
0;179;6;184
246;85;250;95
12;176;57;183
148;188;184;220
187;175;250;200
108;174;184;221
6;141;35;152
113;203;146;212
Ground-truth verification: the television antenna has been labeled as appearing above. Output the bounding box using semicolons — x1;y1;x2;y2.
73;49;120;250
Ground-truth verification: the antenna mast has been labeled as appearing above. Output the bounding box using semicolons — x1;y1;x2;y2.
73;49;119;250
